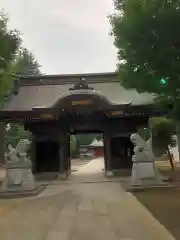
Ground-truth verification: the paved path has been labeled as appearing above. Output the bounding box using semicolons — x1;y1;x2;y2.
69;157;105;182
0;158;175;240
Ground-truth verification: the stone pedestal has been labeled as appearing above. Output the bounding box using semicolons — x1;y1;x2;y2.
105;170;113;178
58;172;68;180
131;157;162;186
130;134;163;187
0;139;42;198
2;164;36;191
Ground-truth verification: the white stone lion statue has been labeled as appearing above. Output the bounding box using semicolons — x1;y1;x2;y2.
130;133;162;186
2;139;35;190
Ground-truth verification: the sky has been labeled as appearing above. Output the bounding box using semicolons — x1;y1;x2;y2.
1;0;117;74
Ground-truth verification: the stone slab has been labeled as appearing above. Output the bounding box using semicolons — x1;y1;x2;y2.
0;185;45;199
46;230;69;240
78;198;93;211
93;199;108;215
53;203;77;231
0;159;176;240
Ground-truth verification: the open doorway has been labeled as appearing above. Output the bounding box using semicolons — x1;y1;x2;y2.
35;140;60;173
69;132;105;177
110;136;133;170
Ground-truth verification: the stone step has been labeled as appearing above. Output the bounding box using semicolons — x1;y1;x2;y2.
0;185;45;199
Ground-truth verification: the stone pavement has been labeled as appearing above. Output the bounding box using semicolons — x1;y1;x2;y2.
0;158;176;240
69;157;105;182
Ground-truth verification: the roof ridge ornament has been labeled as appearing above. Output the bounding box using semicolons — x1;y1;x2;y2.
69;77;94;91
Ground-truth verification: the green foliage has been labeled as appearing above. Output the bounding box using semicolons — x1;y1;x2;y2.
5;48;42;146
0;62;17;105
138;126;150;141
0;10;21;69
76;133;102;146
15;48;41;75
70;135;77;156
0;10;41;104
110;0;180;119
149;117;176;156
0;10;21;104
5;124;31;147
149;117;175;137
0;10;22;161
138;118;176;157
0;10;41;148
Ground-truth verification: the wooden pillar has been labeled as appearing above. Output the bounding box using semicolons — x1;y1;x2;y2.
30;135;36;173
64;133;70;176
59;135;65;175
104;133;112;176
59;132;70;179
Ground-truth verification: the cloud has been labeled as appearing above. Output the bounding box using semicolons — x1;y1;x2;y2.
1;0;117;74
46;0;113;30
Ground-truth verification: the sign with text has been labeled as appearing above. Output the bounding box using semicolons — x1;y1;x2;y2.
106;111;123;117
71;99;93;106
39;114;54;120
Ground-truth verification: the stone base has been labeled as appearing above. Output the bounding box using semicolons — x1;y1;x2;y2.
35;172;59;181
58;172;68;180
0;185;45;199
112;169;131;177
66;169;71;177
2;167;36;190
131;175;164;187
131;161;163;187
105;171;113;178
127;175;169;192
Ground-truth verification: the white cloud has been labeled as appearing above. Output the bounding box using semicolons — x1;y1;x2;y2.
1;0;117;74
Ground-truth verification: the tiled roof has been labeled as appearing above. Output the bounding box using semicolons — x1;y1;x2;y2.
3;72;155;111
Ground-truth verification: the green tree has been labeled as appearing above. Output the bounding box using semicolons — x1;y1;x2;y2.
5;49;42;147
0;10;21;163
0;10;21;102
110;0;180;118
149;117;176;169
5;124;31;147
76;134;103;146
110;0;180;163
15;48;41;75
149;117;176;153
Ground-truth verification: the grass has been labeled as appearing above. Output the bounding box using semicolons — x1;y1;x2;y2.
133;160;180;239
134;187;180;239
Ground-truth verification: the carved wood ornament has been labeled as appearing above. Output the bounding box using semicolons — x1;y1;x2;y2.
69;77;94;91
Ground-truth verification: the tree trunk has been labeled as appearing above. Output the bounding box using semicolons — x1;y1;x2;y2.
0;122;5;166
